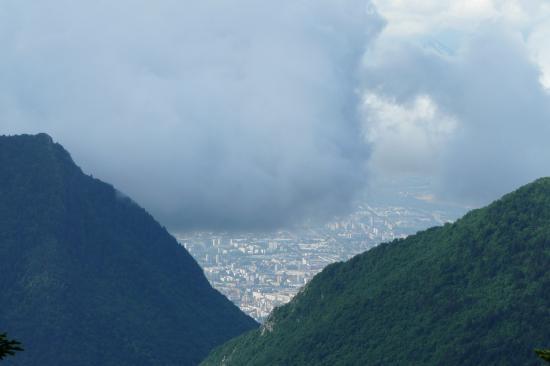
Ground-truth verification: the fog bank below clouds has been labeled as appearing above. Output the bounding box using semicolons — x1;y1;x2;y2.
0;0;383;230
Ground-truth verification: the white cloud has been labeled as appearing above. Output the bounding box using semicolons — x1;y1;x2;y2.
371;0;498;37
362;93;457;177
371;0;550;93
528;21;550;89
372;0;550;77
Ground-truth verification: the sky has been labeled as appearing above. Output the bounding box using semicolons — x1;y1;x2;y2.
1;0;549;230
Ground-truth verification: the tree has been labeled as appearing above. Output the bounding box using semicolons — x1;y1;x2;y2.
0;333;23;360
535;349;550;363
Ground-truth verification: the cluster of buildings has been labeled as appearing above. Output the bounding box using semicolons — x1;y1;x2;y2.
175;199;464;322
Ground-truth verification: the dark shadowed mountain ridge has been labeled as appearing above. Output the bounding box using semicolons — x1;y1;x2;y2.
0;133;257;366
203;178;550;365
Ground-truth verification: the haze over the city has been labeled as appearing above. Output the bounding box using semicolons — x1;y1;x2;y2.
2;0;550;231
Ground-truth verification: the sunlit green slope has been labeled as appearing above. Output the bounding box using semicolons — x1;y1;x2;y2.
203;178;550;366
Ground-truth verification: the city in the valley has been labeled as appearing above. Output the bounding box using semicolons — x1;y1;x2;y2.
175;182;466;322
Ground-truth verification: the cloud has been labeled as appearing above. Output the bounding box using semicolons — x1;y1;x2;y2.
0;0;384;230
2;0;549;229
528;22;550;89
362;93;457;178
371;0;550;36
361;14;550;205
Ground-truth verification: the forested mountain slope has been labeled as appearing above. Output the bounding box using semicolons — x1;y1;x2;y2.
0;134;257;366
203;178;550;366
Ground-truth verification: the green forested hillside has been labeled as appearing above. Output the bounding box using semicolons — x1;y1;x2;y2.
203;178;550;366
0;134;257;366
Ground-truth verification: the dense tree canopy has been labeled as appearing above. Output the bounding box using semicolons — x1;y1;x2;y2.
0;333;23;361
535;349;550;363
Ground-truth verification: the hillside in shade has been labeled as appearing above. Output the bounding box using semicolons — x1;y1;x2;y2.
0;134;257;366
203;178;550;366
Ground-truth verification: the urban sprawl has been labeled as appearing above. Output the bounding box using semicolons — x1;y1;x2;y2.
175;192;465;322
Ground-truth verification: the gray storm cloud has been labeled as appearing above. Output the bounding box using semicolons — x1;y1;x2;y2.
0;0;384;230
3;1;548;229
362;25;550;206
